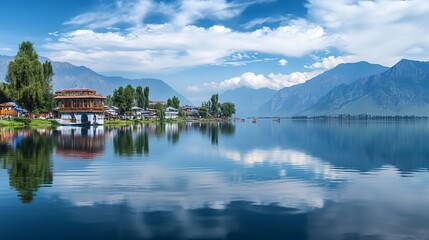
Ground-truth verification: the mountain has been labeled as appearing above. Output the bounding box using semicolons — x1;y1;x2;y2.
306;59;429;115
220;87;276;117
261;62;389;116
0;55;193;106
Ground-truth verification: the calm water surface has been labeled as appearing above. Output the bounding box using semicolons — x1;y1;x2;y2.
1;120;429;240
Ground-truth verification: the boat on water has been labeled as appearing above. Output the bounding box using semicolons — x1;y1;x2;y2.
252;118;257;123
272;118;280;122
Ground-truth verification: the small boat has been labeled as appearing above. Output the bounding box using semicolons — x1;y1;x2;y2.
272;118;280;122
252;118;257;123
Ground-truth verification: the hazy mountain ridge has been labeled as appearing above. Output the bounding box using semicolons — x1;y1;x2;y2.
0;55;193;106
220;87;276;117
306;59;429;115
261;62;389;116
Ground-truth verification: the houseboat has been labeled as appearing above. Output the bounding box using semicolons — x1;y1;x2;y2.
54;89;106;125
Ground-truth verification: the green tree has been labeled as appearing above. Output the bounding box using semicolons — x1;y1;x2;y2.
41;60;54;112
0;84;8;102
210;94;219;117
220;102;236;117
4;42;53;113
143;86;150;110
198;105;208;118
112;85;135;114
112;86;124;113
136;86;144;108
167;98;172;107
172;96;180;109
105;95;113;106
155;102;165;121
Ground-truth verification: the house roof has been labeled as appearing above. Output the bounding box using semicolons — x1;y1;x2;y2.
55;88;97;93
54;95;107;99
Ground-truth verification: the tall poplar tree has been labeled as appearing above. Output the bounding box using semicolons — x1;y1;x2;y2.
143;86;149;110
136;86;144;108
5;41;54;113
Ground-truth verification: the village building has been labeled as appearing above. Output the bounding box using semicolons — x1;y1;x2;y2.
165;106;179;119
54;89;106;125
0;102;25;117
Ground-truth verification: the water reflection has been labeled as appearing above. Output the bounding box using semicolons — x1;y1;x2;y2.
198;122;236;145
55;126;106;159
0;129;54;203
1;121;429;239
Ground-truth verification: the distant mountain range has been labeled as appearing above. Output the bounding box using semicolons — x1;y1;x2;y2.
3;54;429;116
0;55;192;106
220;87;276;117
260;62;389;116
305;59;429;115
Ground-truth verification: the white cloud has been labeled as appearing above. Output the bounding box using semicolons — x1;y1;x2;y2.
45;20;331;73
0;47;12;52
304;55;346;70
278;58;288;66
307;0;429;65
203;70;321;91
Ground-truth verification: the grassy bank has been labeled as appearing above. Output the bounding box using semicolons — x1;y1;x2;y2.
0;118;58;127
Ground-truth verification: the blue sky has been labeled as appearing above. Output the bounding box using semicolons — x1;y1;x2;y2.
1;0;429;103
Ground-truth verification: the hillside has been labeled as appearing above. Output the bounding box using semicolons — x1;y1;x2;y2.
261;62;388;116
306;59;429;116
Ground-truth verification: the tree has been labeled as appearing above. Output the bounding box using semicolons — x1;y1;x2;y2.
4;41;53;113
220;102;236;117
172;96;180;109
143;86;150;110
167;98;172;107
105;95;113;106
198;105;208;118
112;85;135;114
155;102;165;121
136;86;144;108
210;94;219;117
41;60;54;112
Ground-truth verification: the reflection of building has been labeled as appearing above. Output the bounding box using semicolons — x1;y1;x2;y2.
55;126;106;159
54;89;106;125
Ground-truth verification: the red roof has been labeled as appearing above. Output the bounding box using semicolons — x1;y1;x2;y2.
54;95;106;99
55;88;97;93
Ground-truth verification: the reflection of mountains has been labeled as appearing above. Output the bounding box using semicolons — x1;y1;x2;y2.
279;120;429;173
55;126;106;159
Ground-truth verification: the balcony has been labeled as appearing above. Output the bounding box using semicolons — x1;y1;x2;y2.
0;110;17;116
59;107;105;113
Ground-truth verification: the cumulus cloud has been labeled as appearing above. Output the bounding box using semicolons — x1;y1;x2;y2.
45;20;330;72
304;55;345;70
278;59;288;66
203;70;321;91
307;0;429;65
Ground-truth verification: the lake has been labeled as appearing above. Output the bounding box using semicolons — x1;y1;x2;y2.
1;120;429;240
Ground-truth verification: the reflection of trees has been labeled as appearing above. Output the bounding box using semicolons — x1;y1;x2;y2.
198;122;236;145
113;127;135;156
0;130;54;203
135;130;149;155
113;126;150;156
